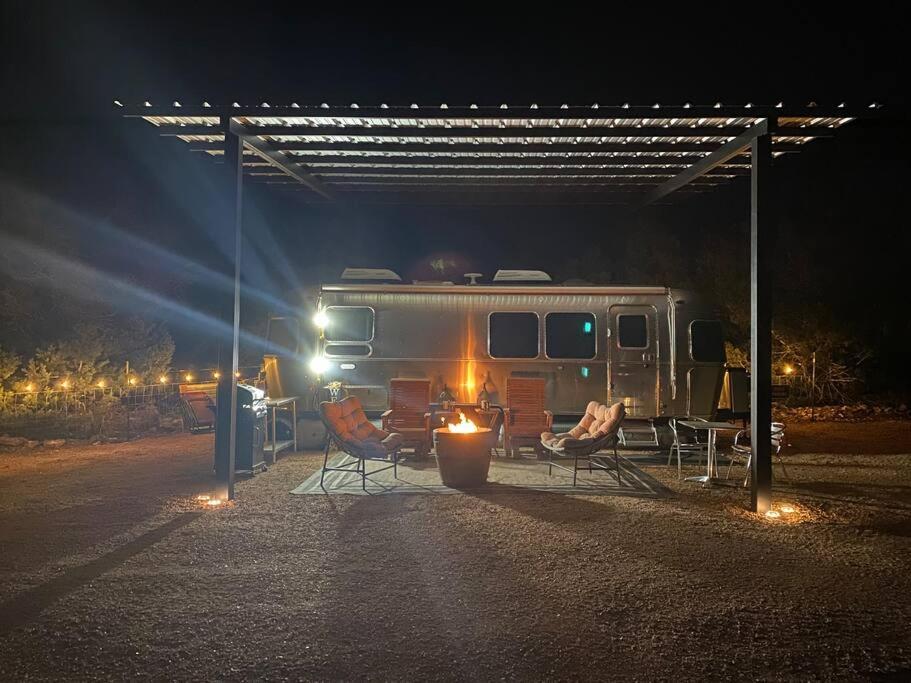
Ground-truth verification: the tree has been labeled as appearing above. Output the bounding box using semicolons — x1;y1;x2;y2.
0;346;20;388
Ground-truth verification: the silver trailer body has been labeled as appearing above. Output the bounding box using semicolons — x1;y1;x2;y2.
274;283;726;420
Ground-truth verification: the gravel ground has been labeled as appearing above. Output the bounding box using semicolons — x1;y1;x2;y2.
0;422;909;681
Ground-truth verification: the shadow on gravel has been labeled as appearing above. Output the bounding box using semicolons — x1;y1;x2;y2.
0;512;202;636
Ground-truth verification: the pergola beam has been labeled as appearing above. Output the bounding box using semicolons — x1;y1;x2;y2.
186;140;797;156
227;119;336;200
306;166;748;178
153;124;836;139
224;141;803;155
240;154;750;168
302;190;682;206
121;103;878;119
640;119;776;205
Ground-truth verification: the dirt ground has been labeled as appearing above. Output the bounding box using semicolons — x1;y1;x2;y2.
0;422;909;681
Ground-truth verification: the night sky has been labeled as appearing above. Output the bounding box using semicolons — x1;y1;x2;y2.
1;4;907;384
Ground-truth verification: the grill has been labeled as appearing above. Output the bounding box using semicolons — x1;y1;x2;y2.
215;382;267;476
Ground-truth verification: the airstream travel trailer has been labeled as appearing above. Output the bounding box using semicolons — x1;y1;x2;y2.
264;269;727;444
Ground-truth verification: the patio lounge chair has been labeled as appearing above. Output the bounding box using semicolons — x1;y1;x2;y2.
381;378;432;457
319;396;404;491
541;401;626;485
726;422;788;487
667;416;708;479
181;390;216;433
503;377;553;458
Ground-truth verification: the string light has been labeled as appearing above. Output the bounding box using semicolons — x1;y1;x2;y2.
25;383;34;392
213;371;221;379
97;380;105;388
185;373;193;382
159;376;168;384
128;377;137;386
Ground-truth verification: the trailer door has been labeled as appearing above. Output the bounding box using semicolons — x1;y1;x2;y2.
608;305;659;417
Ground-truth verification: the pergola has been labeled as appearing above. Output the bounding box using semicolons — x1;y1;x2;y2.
122;99;880;511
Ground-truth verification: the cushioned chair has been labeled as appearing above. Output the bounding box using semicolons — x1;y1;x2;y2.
503;377;553;458
319;397;404;491
541;401;626;485
381;378;432;457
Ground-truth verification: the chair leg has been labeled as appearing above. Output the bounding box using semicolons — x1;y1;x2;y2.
362;458;367;491
393;450;399;480
742;454;752;488
667;441;674;466
320;438;331;489
726;452;736;480
573;451;578;487
614;444;621;485
777;455;789;482
676;444;682;480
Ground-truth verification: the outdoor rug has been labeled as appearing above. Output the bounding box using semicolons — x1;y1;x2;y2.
291;452;672;497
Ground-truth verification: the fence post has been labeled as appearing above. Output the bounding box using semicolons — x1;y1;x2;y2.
810;351;817;422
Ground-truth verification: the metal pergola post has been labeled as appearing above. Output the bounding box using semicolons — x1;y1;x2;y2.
222;116;243;501
750;128;774;513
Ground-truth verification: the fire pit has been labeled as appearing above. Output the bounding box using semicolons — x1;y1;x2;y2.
433;413;494;488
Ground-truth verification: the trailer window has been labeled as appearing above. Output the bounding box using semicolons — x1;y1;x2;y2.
489;312;539;358
266;317;299;355
325;306;374;342
690;320;725;362
617;314;648;349
545;313;596;359
324;343;371;358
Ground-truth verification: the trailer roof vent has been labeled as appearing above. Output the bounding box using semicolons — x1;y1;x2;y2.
493;269;552;283
340;268;402;282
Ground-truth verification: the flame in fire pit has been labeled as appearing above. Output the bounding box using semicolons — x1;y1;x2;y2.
448;412;479;433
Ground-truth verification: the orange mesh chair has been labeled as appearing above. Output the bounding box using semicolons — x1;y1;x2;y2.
503;377;553;458
319;397;404;490
381;378;432;457
541;401;626;485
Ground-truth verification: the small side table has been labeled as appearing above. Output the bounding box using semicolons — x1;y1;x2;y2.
264;396;298;464
678;420;741;486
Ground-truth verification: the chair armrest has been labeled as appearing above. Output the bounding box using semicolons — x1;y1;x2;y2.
381;409;393;419
733;429;747;445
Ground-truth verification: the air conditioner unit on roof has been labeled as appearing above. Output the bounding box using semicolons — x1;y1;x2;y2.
493;269;552;282
340;268;402;281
